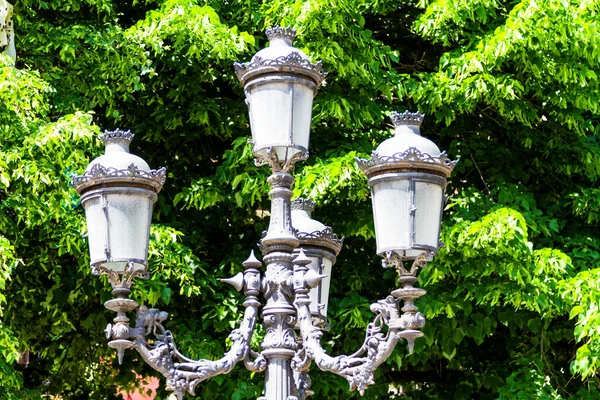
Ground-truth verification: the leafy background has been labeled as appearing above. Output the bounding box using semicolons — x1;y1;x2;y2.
1;0;600;398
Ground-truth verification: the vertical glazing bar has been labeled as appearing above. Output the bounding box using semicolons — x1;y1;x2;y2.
409;179;416;251
101;193;111;262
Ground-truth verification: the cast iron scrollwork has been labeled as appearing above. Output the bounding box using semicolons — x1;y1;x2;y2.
71;162;167;188
292;250;429;395
101;249;429;398
108;252;264;400
94;262;149;289
132;304;259;399
355;147;457;172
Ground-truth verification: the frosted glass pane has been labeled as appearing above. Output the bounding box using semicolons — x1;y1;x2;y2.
371;178;411;254
303;255;333;327
105;193;153;270
414;182;443;250
248;82;293;150
83;191;153;272
247;81;314;163
318;257;333;319
307;255;321;317
83;194;107;267
291;84;314;151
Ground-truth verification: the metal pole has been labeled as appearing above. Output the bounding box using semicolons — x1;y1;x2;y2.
259;171;298;400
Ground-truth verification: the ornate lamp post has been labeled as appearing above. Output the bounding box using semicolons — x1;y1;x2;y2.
72;27;456;400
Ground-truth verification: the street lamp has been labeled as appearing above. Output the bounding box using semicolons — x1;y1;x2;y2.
0;1;17;64
72;129;166;363
72;27;456;399
72;130;166;275
356;111;453;261
234;26;324;169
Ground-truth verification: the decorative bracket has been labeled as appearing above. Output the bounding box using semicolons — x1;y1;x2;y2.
254;147;309;174
92;262;149;291
293;250;429;395
100;253;264;399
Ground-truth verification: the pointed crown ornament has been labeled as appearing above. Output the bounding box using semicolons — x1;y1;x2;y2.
100;129;135;146
390;110;425;127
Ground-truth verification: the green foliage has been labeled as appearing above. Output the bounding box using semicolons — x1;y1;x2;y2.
2;0;600;398
563;268;600;379
412;0;600;131
497;367;562;399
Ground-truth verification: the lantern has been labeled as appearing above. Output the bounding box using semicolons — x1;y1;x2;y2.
291;198;343;329
356;111;456;259
234;27;325;165
72;129;165;274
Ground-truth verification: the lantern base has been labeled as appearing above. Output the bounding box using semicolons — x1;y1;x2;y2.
91;262;149;291
254;146;308;173
91;259;147;274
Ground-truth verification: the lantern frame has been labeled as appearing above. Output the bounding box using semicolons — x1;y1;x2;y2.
234;27;326;166
72;130;166;274
356;111;457;259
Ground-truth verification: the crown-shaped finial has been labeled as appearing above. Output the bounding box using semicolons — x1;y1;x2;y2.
291;198;316;213
266;26;297;44
390;111;425;127
100;129;134;147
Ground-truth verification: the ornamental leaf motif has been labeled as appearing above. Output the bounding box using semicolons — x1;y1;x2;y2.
71;165;167;188
355;147;457;172
234;52;326;82
296;227;343;247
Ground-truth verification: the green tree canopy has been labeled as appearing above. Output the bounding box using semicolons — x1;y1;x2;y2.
1;0;600;398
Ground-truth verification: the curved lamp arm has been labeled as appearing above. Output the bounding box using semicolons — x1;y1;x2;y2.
103;252;266;400
131;298;261;399
292;250;428;395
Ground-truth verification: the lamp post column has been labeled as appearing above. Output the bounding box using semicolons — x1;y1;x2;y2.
259;170;299;400
234;26;326;400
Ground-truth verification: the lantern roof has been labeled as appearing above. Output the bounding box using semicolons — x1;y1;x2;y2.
375;111;441;157
356;111;457;179
71;129;166;194
291;198;343;255
234;26;326;87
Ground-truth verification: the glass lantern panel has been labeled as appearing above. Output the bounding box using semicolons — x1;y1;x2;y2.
371;177;411;255
414;181;444;252
83;190;154;272
83;193;108;268
317;256;333;319
247;80;314;162
307;255;321;317
105;192;153;271
291;82;314;152
301;252;333;329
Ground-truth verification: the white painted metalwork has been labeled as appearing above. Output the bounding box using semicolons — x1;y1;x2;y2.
73;27;456;400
